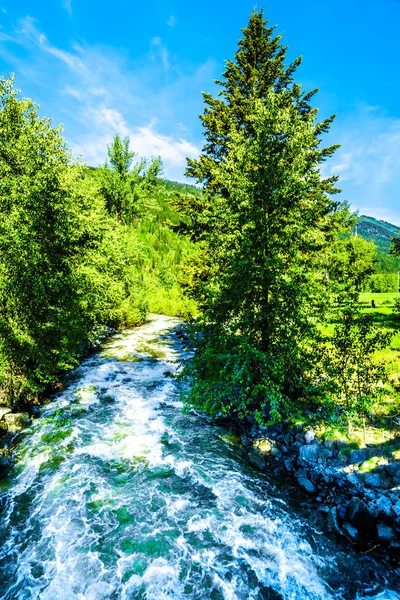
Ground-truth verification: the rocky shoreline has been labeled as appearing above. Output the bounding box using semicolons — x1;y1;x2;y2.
238;419;400;554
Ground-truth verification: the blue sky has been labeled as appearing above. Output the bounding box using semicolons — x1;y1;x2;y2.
0;1;399;224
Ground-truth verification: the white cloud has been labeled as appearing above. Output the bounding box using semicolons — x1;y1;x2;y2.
0;15;208;181
167;15;176;27
324;104;400;224
64;0;72;15
90;106;130;136
151;36;170;71
330;163;349;174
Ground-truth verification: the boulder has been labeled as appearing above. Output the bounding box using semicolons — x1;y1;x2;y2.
271;446;282;457
342;521;360;541
248;448;266;470
0;406;12;420
299;443;321;461
376;523;395;542
327;506;341;534
3;412;31;433
385;461;400;482
368;495;393;519
257;439;272;453
297;475;317;494
240;435;252;448
393;499;400;519
347;497;375;535
320;447;333;459
364;473;381;489
304;428;316;445
349;449;367;465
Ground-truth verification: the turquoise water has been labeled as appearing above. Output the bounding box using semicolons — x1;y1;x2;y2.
0;315;399;600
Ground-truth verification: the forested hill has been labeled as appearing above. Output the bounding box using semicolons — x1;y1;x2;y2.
358;215;400;252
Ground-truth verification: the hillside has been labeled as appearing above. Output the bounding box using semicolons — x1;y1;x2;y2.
358;215;399;252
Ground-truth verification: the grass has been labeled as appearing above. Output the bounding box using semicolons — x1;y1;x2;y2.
318;292;400;450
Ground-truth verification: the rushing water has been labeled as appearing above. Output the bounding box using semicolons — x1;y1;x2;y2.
0;315;399;600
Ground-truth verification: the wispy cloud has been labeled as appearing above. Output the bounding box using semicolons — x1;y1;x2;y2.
64;0;72;15
151;36;170;71
325;104;400;224
0;15;206;181
167;15;176;27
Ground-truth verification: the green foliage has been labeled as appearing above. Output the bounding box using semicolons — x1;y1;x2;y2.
363;273;399;293
98;134;162;224
0;78;197;406
0;76;98;401
323;303;392;424
327;234;376;295
181;28;349;423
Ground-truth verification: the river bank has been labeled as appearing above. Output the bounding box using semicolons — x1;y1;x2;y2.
235;419;400;557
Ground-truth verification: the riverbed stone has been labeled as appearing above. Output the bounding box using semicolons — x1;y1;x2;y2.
299;443;321;461
248;448;266;470
349;450;367;465
393;499;400;519
0;406;12;420
376;523;395;542
4;412;31;433
364;473;381;489
304;428;316;445
240;435;252;447
257;439;273;453
297;475;317;494
271;446;282;457
342;521;360;541
347;497;375;535
369;495;393;519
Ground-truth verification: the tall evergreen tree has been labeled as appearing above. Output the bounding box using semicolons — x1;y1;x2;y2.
186;9;336;196
179;11;351;424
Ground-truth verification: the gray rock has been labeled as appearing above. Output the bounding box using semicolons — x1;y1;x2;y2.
347;497;375;535
369;495;393;518
327;506;341;534
0;406;12;420
346;473;359;486
364;473;381;489
392;499;400;518
385;461;400;482
248;448;266;470
304;429;316;445
338;504;348;520
3;412;31;433
342;521;360;541
240;435;252;447
321;447;333;459
299;443;321;461
297;476;317;494
324;439;335;450
271;447;282;457
376;523;395;542
349;450;367;465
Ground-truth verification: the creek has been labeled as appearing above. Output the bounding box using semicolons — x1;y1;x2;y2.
0;315;399;600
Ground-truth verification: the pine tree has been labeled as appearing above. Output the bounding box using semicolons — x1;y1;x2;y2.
186;9;336;196
179;12;351;424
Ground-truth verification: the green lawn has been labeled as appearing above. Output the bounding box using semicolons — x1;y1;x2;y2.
315;292;400;447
